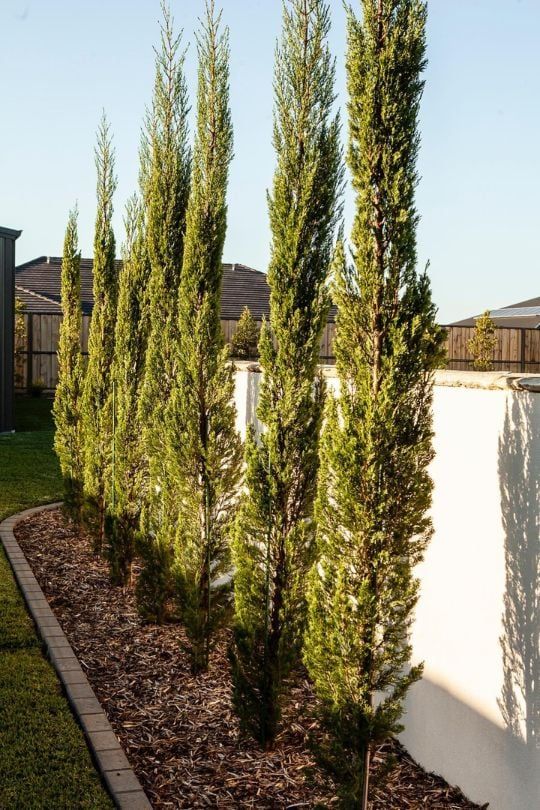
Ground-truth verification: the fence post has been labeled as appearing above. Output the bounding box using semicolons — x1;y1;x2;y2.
520;328;526;374
26;314;34;393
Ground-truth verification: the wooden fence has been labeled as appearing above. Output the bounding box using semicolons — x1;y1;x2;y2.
15;313;90;392
443;324;540;373
14;312;337;392
14;314;540;393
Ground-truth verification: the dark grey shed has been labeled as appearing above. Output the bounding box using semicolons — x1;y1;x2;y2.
0;226;21;432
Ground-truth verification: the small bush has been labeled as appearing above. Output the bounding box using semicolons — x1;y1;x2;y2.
30;379;47;398
230;306;259;359
468;310;497;371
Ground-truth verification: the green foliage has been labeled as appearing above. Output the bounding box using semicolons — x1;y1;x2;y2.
303;2;446;806
14;298;26;389
468;310;497;371
230;0;343;747
81;115;118;551
106;197;151;585
53;208;85;522
230;306;259;359
138;0;191;443
136;3;192;616
156;0;242;672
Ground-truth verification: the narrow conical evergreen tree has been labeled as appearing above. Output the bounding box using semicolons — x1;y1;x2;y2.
81;114;118;552
467;310;496;371
230;0;343;747
106;196;150;585
53;207;84;522
136;2;192;617
230;306;259;359
138;1;191;428
156;0;241;673
303;2;445;806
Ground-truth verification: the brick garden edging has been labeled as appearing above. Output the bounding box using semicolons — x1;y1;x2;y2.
0;503;152;810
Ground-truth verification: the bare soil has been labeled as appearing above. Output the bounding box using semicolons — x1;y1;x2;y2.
15;509;486;809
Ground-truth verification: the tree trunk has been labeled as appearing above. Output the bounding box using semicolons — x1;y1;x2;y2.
361;743;371;810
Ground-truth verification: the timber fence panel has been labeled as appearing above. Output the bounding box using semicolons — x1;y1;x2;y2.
15;315;540;394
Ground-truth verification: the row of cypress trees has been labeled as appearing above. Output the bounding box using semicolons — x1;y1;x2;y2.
54;1;444;805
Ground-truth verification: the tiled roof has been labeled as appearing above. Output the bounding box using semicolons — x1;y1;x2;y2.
15;285;62;313
15;256;337;322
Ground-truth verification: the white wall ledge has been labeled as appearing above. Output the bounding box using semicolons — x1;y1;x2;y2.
233;361;540;393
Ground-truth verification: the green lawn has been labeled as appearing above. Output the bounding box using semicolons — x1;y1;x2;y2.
0;397;113;809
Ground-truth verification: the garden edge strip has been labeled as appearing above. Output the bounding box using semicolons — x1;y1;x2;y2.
0;502;152;810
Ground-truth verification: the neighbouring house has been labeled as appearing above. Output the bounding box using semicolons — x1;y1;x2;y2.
445;297;540;373
452;296;540;330
15;256;275;319
14;256;337;391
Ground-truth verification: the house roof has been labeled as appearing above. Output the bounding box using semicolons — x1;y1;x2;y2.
14;256;272;320
451;299;540;329
15;255;338;322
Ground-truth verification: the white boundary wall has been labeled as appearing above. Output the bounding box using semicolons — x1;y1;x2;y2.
233;365;540;810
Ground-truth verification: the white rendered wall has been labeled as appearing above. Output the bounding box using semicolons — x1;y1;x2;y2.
232;365;540;809
402;381;540;810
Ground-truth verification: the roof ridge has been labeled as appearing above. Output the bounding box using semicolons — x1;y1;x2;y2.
15;255;49;271
15;284;61;307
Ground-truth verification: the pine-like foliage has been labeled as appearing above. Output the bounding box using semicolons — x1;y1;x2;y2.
106;197;151;585
303;2;446;806
81;115;118;552
230;306;259;359
230;0;343;747
14;298;26;389
53;208;84;522
155;0;242;673
136;3;191;618
467;310;496;371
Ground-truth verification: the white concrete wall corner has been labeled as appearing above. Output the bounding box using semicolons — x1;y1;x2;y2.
231;367;540;810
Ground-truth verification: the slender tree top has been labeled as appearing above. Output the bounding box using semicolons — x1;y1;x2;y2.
267;0;343;350
93;112;117;295
61;206;81;293
58;206;81;358
142;1;191;281
179;0;232;308
346;0;427;296
190;0;232;215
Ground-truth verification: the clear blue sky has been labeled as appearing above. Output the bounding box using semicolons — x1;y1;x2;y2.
0;0;538;323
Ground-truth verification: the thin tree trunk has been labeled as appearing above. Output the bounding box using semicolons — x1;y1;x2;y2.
361;743;372;810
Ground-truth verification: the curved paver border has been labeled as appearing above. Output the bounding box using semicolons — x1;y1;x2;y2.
0;502;151;810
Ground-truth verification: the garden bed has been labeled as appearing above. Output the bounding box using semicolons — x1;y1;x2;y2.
16;508;485;809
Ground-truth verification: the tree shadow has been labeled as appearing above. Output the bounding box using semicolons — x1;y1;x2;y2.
498;392;540;752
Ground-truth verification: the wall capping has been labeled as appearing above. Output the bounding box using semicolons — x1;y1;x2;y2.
233;362;540;393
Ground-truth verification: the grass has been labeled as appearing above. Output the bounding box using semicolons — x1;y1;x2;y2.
0;396;113;809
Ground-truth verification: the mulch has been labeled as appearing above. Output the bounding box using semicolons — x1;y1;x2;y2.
15;509;486;809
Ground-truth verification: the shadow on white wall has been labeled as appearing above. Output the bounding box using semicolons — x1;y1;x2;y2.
498;394;540;762
404;677;536;810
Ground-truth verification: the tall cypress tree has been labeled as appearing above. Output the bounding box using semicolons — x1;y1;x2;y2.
81;114;118;552
136;2;192;617
106;196;150;585
230;0;342;747
303;2;445;806
158;0;241;673
53;207;84;522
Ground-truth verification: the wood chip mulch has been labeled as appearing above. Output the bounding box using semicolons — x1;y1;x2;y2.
15;509;486;809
